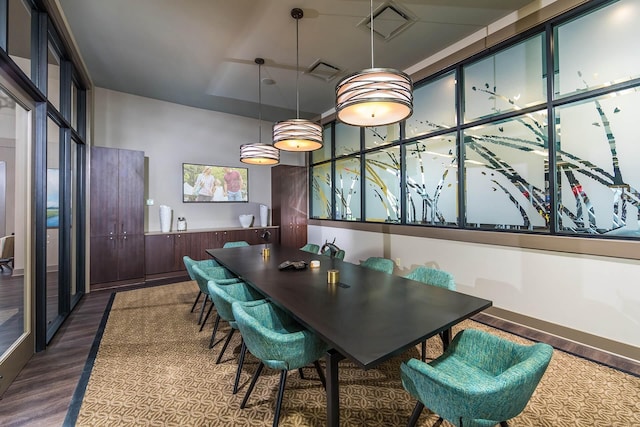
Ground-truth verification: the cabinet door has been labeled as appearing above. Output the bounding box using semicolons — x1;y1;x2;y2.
118;234;145;280
145;234;175;275
174;233;194;271
118;149;144;236
193;232;217;259
272;165;308;248
90;236;119;284
90;147;119;237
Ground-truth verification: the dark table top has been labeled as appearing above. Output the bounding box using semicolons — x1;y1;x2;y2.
207;244;492;369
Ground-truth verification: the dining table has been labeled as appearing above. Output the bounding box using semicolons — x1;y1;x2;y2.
207;243;492;426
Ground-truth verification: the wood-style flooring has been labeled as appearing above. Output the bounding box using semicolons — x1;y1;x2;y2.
1;280;638;426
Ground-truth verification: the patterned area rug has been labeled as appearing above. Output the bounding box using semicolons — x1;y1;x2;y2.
67;281;640;426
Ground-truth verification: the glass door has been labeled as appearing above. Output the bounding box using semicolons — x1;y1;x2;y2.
0;72;35;395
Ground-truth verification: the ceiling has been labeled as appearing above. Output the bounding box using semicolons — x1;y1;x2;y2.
58;0;534;123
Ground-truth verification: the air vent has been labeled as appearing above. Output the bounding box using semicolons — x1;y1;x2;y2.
306;60;341;82
358;1;417;42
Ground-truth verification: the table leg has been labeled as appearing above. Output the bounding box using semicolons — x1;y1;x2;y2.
326;349;345;427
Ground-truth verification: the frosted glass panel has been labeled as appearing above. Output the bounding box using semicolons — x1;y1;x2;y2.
363;124;399;150
311;163;332;219
311;124;332;163
406;72;457;139
335;122;360;157
555;0;640;98
364;147;400;222
334;157;361;220
405;132;458;225
464;34;546;122
464;110;550;230
555;88;640;237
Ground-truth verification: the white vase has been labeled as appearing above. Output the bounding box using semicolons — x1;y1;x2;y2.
259;204;268;227
159;205;171;232
239;214;253;228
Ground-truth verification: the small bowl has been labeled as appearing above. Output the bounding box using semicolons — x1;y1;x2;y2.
239;214;253;228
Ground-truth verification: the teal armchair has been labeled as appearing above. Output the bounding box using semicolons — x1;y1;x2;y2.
191;263;239;329
401;328;553;427
232;300;328;427
404;266;456;358
223;241;250;248
300;243;320;254
183;255;223;312
361;256;395;274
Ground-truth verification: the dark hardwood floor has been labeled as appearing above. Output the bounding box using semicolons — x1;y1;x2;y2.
0;287;112;426
1;280;638;426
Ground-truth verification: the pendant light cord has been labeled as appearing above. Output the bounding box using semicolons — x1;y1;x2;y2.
370;0;374;68
295;15;300;119
258;60;262;143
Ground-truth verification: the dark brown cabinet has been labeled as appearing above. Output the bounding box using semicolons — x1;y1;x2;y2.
144;227;279;278
272;165;308;248
90;147;145;286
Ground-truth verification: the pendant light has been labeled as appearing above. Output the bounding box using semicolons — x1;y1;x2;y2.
273;8;323;152
240;58;280;165
335;0;413;127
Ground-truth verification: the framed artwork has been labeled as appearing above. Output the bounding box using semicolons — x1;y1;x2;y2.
47;168;59;227
182;163;248;203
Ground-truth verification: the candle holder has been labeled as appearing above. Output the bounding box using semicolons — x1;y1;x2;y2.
327;269;339;284
262;247;270;258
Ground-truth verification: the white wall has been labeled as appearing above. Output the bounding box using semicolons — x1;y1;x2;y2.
308;225;640;350
93;88;304;231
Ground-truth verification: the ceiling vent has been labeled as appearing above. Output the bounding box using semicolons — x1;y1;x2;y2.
305;59;341;82
358;1;417;42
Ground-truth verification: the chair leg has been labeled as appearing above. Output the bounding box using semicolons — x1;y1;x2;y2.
298;368;305;379
200;302;215;332
407;401;424;427
216;328;236;364
421;340;427;362
197;297;208;325
190;291;202;313
233;340;247;394
500;422;509;427
241;362;264;409
273;370;288;427
313;360;326;390
208;315;221;349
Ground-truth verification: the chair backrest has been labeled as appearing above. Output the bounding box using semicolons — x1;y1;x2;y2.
0;235;14;259
404;266;455;291
183;256;198;280
300;243;320;254
207;280;263;323
191;264;236;294
321;248;345;260
361;256;394;274
223;241;250;248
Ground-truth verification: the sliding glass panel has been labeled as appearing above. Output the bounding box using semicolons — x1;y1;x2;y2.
311;163;332;219
71;81;79;131
363;124;399;150
464;34;546;122
7;0;32;78
70;141;78;299
364;146;400;222
46;118;60;329
334;156;361;221
405;132;458;226
47;43;61;112
311;124;332;164
334;122;360;157
406;71;457;139
555;88;640;237
555;0;640;99
464;110;550;231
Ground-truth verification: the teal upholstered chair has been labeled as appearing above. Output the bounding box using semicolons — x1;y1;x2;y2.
223;241;250;248
361;256;395;274
206;279;264;362
191;264;239;329
183;255;223;313
404;265;456;358
321;248;345;260
300;243;320;254
401;328;553;427
232;299;328;427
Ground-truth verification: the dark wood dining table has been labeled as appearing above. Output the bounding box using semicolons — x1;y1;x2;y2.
207;244;492;426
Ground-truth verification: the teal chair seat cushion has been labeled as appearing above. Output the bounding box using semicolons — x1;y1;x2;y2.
401;328;553;427
232;300;328;371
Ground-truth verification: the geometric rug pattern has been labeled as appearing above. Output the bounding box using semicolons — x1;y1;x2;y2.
70;281;640;426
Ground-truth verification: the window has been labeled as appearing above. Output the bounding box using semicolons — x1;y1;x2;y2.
364;146;400;222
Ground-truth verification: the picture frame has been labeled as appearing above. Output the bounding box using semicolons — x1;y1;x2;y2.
182;163;248;203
